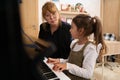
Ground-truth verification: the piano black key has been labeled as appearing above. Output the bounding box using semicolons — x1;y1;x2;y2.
53;79;60;80
44;72;59;80
36;60;60;80
38;61;52;73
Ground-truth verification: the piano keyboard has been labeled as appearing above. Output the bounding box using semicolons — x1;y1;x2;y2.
43;58;71;80
37;58;71;80
37;60;60;80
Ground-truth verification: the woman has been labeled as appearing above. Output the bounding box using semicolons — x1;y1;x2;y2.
38;2;72;59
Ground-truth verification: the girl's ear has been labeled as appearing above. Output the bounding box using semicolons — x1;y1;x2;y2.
78;28;84;35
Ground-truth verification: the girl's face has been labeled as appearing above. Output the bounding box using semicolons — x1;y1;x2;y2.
44;10;60;25
70;22;80;39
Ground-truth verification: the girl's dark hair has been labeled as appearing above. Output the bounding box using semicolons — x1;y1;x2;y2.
72;14;107;62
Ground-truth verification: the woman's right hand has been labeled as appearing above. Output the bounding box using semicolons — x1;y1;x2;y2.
47;58;60;64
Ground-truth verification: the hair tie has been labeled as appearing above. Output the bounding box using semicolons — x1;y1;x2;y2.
92;17;96;23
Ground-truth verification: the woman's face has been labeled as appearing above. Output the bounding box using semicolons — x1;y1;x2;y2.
44;10;60;25
70;22;80;39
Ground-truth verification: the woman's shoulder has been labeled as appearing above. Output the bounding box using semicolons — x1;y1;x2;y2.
61;21;71;29
61;21;70;25
40;22;50;30
40;22;49;27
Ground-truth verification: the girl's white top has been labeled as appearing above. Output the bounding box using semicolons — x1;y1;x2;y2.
60;39;102;79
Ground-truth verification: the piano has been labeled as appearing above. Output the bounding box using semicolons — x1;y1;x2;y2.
36;58;71;80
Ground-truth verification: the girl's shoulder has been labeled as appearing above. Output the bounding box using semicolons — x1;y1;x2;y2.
85;42;102;54
70;39;79;48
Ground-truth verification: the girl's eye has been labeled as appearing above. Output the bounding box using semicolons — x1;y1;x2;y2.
46;14;50;17
71;26;74;29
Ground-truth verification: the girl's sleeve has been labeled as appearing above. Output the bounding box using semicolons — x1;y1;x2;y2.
66;44;98;79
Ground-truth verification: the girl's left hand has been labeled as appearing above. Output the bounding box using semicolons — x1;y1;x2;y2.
47;58;60;64
52;63;67;71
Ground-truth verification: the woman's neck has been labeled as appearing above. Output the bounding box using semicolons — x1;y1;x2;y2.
50;24;59;34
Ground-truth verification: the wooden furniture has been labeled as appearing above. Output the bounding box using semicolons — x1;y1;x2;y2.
93;41;120;80
101;0;120;40
102;41;120;62
101;41;120;80
60;11;80;19
19;0;39;58
60;11;87;24
19;0;39;43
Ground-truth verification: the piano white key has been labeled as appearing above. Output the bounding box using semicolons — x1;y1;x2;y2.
44;58;71;80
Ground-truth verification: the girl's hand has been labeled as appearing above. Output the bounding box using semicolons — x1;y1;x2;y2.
47;58;60;64
53;63;67;71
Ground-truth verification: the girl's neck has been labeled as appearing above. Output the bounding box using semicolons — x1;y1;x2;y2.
77;37;89;45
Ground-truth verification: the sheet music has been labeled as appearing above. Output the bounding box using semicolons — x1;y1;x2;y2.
43;58;71;80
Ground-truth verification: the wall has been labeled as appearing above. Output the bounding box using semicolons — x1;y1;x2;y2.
60;0;100;17
38;0;120;40
38;0;101;25
38;0;51;25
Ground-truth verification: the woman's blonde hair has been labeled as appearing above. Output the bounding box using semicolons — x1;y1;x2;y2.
42;2;59;19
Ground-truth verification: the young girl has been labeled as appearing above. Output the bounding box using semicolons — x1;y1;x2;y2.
47;14;107;80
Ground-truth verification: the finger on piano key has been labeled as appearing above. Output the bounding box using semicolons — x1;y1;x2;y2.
43;59;71;80
45;57;60;64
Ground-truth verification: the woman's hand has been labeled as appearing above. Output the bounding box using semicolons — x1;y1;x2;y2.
47;58;60;64
53;63;67;71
